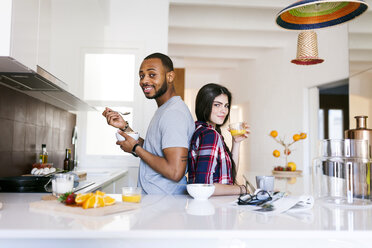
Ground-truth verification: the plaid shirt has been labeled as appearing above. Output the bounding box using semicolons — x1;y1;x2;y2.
188;121;233;184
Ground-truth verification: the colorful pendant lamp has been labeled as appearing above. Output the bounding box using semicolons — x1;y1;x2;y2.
291;31;324;65
276;0;369;30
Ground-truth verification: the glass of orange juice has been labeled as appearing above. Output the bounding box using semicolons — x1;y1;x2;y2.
229;122;246;136
122;187;142;203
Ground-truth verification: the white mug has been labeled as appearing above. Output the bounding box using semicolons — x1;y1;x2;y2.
255;176;274;192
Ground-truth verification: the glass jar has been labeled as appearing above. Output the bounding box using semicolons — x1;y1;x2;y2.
313;139;372;207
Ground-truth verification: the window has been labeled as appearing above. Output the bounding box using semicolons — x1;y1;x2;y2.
328;109;343;139
318;109;324;140
83;53;136;156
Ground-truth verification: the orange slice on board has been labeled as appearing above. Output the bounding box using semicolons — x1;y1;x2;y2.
75;193;93;205
103;196;116;206
95;190;105;196
82;195;105;209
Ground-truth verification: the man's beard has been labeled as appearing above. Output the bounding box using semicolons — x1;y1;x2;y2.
145;79;168;99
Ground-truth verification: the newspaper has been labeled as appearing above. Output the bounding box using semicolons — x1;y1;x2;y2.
233;193;314;215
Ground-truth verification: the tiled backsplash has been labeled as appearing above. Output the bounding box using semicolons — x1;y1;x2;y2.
0;84;76;177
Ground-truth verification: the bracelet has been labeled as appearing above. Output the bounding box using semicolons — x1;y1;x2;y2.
119;121;129;132
239;184;247;195
131;143;140;157
243;184;247;194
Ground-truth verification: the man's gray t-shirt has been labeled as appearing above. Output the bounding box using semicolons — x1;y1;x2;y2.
138;96;195;194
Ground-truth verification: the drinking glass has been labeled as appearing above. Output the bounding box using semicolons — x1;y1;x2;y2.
229;122;246;136
52;173;74;197
122;187;142;203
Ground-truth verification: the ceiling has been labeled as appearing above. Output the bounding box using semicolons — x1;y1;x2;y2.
168;0;372;78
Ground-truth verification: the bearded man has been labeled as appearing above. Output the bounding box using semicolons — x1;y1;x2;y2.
103;53;194;194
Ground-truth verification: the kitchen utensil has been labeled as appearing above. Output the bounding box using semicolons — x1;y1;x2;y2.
110;110;130;116
313;139;372;206
256;176;274;192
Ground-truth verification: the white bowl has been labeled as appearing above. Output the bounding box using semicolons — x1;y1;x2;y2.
116;131;140;141
186;184;215;200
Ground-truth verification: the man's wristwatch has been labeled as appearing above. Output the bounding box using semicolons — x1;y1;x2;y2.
131;144;140;157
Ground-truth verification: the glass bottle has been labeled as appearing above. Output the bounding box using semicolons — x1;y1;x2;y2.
63;149;71;171
41;144;48;163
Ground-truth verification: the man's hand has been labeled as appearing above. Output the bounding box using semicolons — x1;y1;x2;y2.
102;107;127;129
116;131;139;153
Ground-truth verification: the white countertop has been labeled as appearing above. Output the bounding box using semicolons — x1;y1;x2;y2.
75;168;128;193
1;172;372;248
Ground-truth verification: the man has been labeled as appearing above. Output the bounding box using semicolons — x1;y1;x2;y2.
102;53;194;194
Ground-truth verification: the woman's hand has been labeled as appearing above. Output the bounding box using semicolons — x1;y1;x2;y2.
230;122;250;143
102;107;127;129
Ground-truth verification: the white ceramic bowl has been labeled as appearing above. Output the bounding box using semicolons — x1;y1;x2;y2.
116;131;140;141
186;184;215;200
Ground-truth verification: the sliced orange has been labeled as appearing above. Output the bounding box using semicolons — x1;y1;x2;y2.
82;195;105;209
95;190;105;196
103;195;116;206
75;193;93;205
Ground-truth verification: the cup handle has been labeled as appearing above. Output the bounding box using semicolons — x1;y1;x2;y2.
44;178;53;193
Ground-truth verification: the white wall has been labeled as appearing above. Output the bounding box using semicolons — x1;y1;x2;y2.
350;71;372;128
185;25;350;176
39;0;170;168
0;0;12;56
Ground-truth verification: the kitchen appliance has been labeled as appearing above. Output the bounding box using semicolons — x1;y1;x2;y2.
345;116;372;159
0;175;94;193
0;176;51;193
0;56;95;111
313;139;372;207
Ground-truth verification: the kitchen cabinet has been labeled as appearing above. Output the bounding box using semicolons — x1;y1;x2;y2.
0;0;39;70
82;168;129;194
100;175;127;194
0;0;95;111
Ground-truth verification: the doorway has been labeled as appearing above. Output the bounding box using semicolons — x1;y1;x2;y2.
318;81;349;139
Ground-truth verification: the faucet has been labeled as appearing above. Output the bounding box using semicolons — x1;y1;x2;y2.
72;126;78;170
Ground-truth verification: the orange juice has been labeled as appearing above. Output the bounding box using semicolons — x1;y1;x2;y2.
230;129;246;136
122;194;141;203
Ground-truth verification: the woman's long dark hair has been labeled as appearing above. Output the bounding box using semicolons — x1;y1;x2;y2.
195;83;237;184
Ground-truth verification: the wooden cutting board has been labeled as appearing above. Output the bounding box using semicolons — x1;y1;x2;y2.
29;200;140;216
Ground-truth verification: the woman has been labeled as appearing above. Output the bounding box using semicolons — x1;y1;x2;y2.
188;83;250;195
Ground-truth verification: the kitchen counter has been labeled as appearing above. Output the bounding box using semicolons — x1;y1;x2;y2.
1;173;372;248
75;168;128;193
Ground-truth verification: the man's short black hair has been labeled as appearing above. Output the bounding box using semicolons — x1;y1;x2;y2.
144;53;174;72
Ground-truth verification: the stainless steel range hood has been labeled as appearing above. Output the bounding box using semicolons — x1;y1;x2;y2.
0;57;95;111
